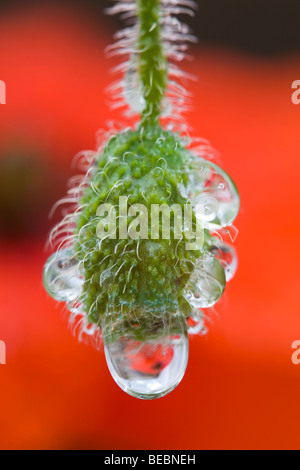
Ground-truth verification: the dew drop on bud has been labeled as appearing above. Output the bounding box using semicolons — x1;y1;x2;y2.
43;249;83;302
209;241;238;281
187;308;207;335
183;254;226;308
102;309;189;400
186;158;240;229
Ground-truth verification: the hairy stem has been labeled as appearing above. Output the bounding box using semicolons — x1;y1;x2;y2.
137;0;168;127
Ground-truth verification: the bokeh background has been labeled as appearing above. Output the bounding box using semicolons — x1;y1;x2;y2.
1;0;300;450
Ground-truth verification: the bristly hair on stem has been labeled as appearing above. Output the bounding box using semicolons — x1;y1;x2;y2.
106;0;198;126
137;0;168;126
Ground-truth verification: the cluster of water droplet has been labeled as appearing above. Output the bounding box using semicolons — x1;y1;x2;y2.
181;156;239;320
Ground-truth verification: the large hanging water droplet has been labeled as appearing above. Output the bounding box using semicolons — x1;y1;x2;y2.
183;254;226;308
185;158;240;229
102;309;188;400
209;241;238;281
43;249;83;302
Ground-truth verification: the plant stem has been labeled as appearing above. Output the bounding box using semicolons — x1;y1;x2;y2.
137;0;168;127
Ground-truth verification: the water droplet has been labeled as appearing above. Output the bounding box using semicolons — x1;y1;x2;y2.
102;309;188;399
209;241;238;281
187;309;207;335
43;250;83;302
185;158;240;229
183;254;226;308
196;195;218;222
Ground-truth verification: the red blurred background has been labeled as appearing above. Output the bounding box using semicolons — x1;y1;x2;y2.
0;1;300;450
